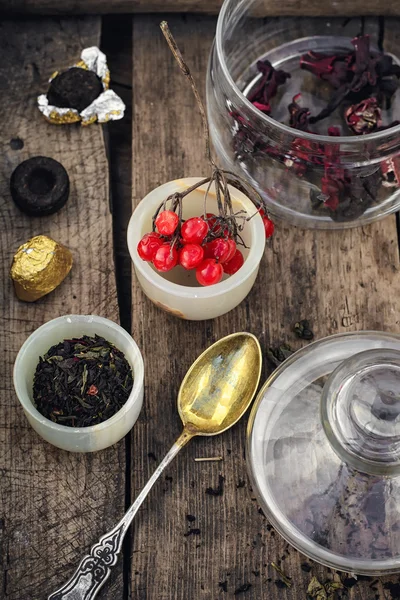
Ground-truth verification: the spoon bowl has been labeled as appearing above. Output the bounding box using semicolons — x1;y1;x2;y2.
178;332;262;435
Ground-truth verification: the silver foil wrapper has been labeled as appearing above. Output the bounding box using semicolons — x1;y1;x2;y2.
37;46;125;126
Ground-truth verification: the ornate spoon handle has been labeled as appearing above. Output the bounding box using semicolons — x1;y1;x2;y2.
48;430;192;600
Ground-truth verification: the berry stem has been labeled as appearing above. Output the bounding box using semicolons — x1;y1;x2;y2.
158;21;275;245
160;21;215;169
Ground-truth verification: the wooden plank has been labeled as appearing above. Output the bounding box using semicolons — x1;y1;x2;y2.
2;0;400;17
102;15;133;331
130;13;400;600
0;17;125;600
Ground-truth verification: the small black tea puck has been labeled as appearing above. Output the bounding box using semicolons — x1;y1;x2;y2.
10;156;70;217
47;67;103;113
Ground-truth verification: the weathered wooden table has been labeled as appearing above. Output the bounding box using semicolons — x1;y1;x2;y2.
1;11;400;600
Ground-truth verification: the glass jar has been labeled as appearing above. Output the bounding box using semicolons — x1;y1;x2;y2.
247;332;400;574
206;2;400;228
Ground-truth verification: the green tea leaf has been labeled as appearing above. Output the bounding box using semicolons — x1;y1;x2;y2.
326;581;344;600
80;364;88;395
307;577;327;600
73;344;87;351
76;351;102;360
46;355;64;362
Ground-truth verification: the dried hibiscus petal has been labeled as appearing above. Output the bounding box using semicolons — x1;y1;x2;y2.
304;35;400;125
382;156;400;188
329;169;382;221
248;59;291;107
288;94;311;131
376;120;400;131
300;52;349;89
327;126;341;136
252;101;271;114
350;35;379;92
345;98;382;134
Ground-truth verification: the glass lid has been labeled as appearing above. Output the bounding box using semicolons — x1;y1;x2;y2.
247;331;400;575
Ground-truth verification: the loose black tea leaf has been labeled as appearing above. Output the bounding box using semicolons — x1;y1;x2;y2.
33;334;133;427
266;344;294;368
205;474;225;496
183;528;201;537
293;319;314;340
234;583;252;595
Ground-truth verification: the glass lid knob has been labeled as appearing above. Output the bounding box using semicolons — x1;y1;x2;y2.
321;349;400;475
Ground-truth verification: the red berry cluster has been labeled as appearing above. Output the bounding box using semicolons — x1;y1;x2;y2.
137;208;274;287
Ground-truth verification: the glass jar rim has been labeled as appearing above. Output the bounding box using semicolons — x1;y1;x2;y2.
215;0;400;145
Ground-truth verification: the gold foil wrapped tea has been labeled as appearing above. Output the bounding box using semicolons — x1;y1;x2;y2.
10;235;73;302
37;47;125;126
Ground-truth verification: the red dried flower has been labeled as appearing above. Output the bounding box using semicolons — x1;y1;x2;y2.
252;101;271;114
300;52;348;89
288;94;311;131
327;126;341;136
248;59;291;107
350;35;379;92
345;98;382;134
302;35;400;124
382;156;400;188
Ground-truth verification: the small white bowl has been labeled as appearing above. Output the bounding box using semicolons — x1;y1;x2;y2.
128;177;266;320
13;315;144;452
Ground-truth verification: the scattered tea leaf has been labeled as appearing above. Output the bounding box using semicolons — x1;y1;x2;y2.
342;576;357;588
326;581;344;598
307;577;344;600
307;577;327;599
205;474;225;496
270;562;292;588
266;344;294;368
183;528;201;537
234;583;252;595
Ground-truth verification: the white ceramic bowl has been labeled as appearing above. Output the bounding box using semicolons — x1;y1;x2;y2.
13;315;144;452
128;177;266;320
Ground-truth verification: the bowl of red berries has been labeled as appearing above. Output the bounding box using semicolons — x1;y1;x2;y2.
127;177;269;320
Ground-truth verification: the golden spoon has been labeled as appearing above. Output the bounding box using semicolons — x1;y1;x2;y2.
49;332;262;600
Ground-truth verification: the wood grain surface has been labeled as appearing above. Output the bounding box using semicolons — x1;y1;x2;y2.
0;17;124;600
2;0;400;17
130;13;400;600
